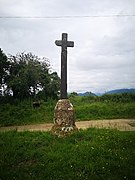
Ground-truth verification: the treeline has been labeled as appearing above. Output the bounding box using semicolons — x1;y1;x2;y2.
0;48;60;101
69;92;135;103
99;93;135;103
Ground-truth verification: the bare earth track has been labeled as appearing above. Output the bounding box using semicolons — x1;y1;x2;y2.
0;119;135;132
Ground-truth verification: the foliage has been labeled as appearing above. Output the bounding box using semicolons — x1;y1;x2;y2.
37;72;60;100
70;93;135;120
69;92;78;98
0;98;56;126
74;102;135;120
0;48;10;94
0;51;60;100
100;93;135;103
0;93;135;126
5;52;60;99
70;92;135;103
0;129;135;179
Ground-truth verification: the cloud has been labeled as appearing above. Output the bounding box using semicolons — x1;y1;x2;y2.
0;0;135;93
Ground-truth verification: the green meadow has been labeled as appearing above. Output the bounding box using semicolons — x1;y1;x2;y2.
0;129;135;180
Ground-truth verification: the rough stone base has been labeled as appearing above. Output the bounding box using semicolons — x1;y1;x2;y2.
51;99;78;136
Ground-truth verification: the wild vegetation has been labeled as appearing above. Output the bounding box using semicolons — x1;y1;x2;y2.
0;93;135;127
0;129;135;180
70;93;135;121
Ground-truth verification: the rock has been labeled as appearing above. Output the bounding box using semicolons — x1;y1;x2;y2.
51;99;78;136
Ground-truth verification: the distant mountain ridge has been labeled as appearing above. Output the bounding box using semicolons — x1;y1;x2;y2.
105;88;135;94
78;91;96;96
78;89;135;96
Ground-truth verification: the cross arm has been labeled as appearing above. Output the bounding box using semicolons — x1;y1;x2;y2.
55;40;74;47
55;40;62;46
67;41;74;47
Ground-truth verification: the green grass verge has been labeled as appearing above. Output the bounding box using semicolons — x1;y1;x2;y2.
0;96;135;126
0;129;135;179
0;100;56;126
74;102;135;120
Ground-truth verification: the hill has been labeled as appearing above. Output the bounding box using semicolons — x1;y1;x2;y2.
78;91;96;96
78;89;135;96
105;88;135;94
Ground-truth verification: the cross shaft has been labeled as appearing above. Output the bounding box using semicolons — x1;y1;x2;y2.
55;33;74;99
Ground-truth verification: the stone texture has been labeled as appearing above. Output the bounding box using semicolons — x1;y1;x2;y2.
51;99;78;136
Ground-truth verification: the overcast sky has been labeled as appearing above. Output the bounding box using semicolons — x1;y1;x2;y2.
0;0;135;93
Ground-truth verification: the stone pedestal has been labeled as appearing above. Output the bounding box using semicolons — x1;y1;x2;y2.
51;99;78;136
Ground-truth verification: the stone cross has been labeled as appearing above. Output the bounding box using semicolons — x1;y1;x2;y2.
55;33;74;99
52;33;77;136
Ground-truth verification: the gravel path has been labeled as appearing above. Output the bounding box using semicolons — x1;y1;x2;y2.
0;119;135;132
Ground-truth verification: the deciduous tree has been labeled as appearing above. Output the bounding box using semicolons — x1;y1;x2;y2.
6;52;60;99
0;48;10;95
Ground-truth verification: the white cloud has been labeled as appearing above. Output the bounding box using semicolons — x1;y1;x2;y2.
0;0;135;93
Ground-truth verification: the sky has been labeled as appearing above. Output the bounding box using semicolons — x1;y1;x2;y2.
0;0;135;93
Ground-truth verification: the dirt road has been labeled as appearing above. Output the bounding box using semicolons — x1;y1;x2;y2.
0;119;135;132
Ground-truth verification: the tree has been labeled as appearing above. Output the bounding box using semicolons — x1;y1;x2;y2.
0;48;10;95
69;92;78;98
6;52;60;99
41;72;60;99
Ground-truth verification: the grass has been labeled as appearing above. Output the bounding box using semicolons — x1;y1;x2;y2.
0;99;56;126
74;102;135;120
0;128;135;179
0;95;135;127
70;95;135;120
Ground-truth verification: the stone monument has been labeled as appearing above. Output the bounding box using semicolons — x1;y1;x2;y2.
51;33;78;136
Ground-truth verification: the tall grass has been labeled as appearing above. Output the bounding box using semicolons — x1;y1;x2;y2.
0;99;56;126
0;129;135;179
69;94;135;120
0;93;135;126
74;102;135;120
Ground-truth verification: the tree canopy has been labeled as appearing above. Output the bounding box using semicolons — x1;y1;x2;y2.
0;48;10;94
0;49;60;100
